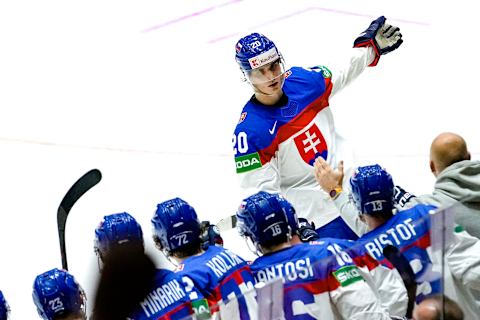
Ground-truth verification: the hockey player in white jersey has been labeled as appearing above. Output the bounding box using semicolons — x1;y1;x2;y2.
232;16;403;240
236;191;393;319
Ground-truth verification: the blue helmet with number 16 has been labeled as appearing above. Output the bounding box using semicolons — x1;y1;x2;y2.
32;268;86;320
350;164;394;215
236;191;292;254
152;198;202;254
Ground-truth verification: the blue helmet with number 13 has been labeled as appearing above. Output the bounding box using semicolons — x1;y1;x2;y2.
350;164;394;215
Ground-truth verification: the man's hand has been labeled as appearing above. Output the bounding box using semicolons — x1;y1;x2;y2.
354;16;403;66
314;157;344;194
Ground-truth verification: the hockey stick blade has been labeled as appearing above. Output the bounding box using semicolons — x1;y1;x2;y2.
216;214;237;232
383;244;417;318
57;169;102;270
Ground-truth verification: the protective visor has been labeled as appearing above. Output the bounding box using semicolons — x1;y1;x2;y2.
244;58;286;85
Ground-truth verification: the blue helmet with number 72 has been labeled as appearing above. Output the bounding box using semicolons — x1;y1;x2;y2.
350;164;394;215
152;198;202;254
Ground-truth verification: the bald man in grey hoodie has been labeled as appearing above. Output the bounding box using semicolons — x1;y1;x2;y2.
394;132;480;239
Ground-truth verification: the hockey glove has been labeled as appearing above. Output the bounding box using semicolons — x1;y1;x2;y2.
393;185;416;208
354;16;403;66
200;221;224;250
297;218;320;242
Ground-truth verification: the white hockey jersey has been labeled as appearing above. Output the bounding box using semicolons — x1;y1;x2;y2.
232;47;375;229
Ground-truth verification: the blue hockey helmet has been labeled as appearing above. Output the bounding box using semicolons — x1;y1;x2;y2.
151;198;202;254
0;290;10;320
235;33;285;85
350;164;394;215
278;195;299;233
32;268;86;320
236;191;292;250
94;212;144;260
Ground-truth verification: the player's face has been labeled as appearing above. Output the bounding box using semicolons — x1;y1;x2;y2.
246;59;285;94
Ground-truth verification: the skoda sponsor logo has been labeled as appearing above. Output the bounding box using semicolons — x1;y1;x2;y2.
333;265;363;287
235;153;262;173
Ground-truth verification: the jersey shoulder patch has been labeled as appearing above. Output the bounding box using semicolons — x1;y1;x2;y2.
333;265;363;287
235;152;262;173
309;65;332;79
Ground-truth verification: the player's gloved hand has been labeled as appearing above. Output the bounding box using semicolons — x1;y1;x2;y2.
393;185;416;208
297;218;320;242
200;221;224;250
354;16;403;66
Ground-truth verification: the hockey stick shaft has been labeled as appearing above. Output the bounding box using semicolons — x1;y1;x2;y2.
57;169;102;270
383;244;417;318
216;214;237;232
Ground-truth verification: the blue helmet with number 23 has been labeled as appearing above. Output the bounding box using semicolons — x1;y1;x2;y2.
350;164;394;215
32;268;86;320
152;197;201;254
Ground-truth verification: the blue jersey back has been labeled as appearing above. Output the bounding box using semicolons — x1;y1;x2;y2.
356;204;441;301
316;237;380;272
130;268;193;320
176;246;256;319
251;242;363;319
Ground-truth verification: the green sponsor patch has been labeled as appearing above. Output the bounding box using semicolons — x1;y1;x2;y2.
333;265;363;287
317;65;332;78
235;153;262;173
454;225;465;233
192;298;211;319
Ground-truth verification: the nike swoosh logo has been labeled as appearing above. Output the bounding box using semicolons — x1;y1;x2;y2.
269;120;278;135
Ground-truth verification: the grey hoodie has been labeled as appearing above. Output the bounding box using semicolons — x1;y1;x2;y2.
406;160;480;238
